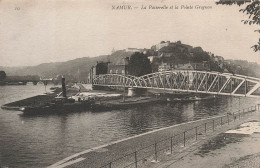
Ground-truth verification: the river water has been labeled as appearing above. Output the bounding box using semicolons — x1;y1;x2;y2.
0;85;259;168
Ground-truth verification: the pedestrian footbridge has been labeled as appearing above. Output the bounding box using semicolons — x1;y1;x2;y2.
92;70;260;98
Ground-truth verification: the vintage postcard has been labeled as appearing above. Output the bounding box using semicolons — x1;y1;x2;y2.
0;0;259;168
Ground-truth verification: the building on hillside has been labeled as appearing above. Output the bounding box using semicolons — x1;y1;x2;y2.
95;62;110;75
125;48;143;53
191;62;210;71
148;56;157;63
151;41;171;51
158;63;172;72
175;62;209;71
88;61;110;82
151;40;193;52
162;53;173;57
176;41;193;52
175;63;194;70
107;57;129;75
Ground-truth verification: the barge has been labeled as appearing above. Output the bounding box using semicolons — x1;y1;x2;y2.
20;98;94;115
19;77;94;115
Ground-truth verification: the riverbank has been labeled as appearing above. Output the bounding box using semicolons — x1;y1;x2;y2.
47;105;259;168
157;111;260;168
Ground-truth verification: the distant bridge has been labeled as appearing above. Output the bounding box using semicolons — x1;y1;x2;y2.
4;76;53;85
92;70;260;98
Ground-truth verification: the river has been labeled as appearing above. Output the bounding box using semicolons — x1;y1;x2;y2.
0;85;259;168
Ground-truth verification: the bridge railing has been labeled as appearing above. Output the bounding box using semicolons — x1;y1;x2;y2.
99;105;258;168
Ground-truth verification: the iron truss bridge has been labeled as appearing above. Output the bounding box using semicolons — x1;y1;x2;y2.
93;70;260;98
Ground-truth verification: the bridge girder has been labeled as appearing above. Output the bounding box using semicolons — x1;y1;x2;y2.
92;70;260;98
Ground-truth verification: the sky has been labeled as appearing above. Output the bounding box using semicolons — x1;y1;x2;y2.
0;0;259;67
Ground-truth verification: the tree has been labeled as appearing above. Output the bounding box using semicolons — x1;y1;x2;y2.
128;52;152;77
96;62;109;75
191;49;210;63
0;71;6;81
216;0;260;52
209;61;223;72
159;45;190;64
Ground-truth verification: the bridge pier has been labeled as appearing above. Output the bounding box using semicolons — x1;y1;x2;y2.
128;88;136;97
128;88;148;97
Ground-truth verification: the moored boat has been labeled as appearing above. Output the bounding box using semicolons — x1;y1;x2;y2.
20;77;94;115
20;99;94;115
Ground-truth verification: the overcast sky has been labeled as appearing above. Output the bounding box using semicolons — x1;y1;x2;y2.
0;0;259;67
